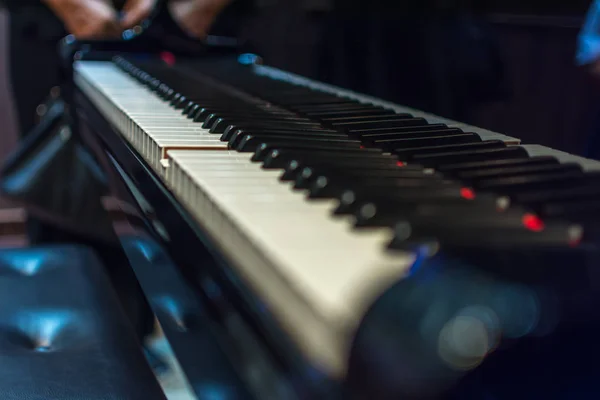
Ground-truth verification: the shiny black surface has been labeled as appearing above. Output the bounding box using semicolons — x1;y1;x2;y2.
74;87;335;399
0;245;166;400
76;54;600;399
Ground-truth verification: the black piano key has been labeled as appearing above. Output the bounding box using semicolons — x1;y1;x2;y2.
359;128;462;142
437;156;558;174
361;202;514;229
475;171;600;194
512;184;600;206
408;146;528;166
182;101;198;115
322;114;415;125
370;133;481;151
540;200;600;221
389;218;583;249
294;166;444;190
402;207;536;232
222;127;341;142
393;140;506;161
279;158;417;181
349;123;447;136
209;120;324;134
457;163;582;182
251;143;381;162
309;174;452;199
291;103;371;112
280;98;361;106
172;95;188;109
272;151;403;174
265;151;391;171
335;117;427;131
205;115;317;131
255;147;391;168
352;194;481;227
236;135;361;152
229;129;348;147
185;103;201;118
311;110;395;120
334;186;477;216
194;107;290;122
202;111;309;126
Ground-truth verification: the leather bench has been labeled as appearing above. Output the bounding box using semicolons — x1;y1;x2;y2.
0;245;166;399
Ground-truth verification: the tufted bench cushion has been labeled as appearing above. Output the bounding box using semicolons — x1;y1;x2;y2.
0;245;166;400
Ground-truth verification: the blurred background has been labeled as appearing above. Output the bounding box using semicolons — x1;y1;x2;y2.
0;0;598;163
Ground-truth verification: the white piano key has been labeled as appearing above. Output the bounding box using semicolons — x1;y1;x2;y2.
166;149;415;378
73;62;228;169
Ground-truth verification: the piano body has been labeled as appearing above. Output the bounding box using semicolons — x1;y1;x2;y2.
38;33;600;398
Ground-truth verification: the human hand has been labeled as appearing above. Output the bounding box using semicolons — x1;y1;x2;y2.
43;0;121;39
168;0;232;39
120;0;158;30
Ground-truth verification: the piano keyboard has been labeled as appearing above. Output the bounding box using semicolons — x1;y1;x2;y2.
74;57;600;380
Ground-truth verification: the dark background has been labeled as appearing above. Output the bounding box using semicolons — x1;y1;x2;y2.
236;1;599;157
0;3;598;159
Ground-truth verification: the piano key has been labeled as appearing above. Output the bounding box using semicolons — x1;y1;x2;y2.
222;126;340;142
235;134;361;152
476;171;600;193
228;129;348;146
348;124;449;136
369;133;481;151
512;184;600;206
409;146;529;166
309;109;395;119
388;218;583;250
77;59;600;391
165;150;414;377
203;113;311;129
216;121;330;135
337;117;428;131
254;63;522;144
540;200;600;220
209;117;322;133
359;127;463;141
73;62;229;170
308;176;453;200
193;107;291;122
523;145;600;172
437;156;559;174
293;103;382;113
251;143;382;162
457;163;582;182
327;114;420;126
263;148;401;170
279;158;420;181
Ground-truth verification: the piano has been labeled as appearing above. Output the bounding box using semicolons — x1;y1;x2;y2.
65;49;600;399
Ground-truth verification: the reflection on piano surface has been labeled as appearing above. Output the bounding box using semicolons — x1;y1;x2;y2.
72;54;600;399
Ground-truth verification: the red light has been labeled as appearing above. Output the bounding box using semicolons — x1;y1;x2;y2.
460;187;476;200
396;161;406;167
160;51;176;66
522;213;544;232
360;145;365;149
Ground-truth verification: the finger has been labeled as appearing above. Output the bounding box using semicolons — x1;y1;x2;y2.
73;18;122;40
168;1;212;39
120;0;157;29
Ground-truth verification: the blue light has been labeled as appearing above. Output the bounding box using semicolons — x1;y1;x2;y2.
193;384;233;400
238;54;260;65
122;29;136;41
